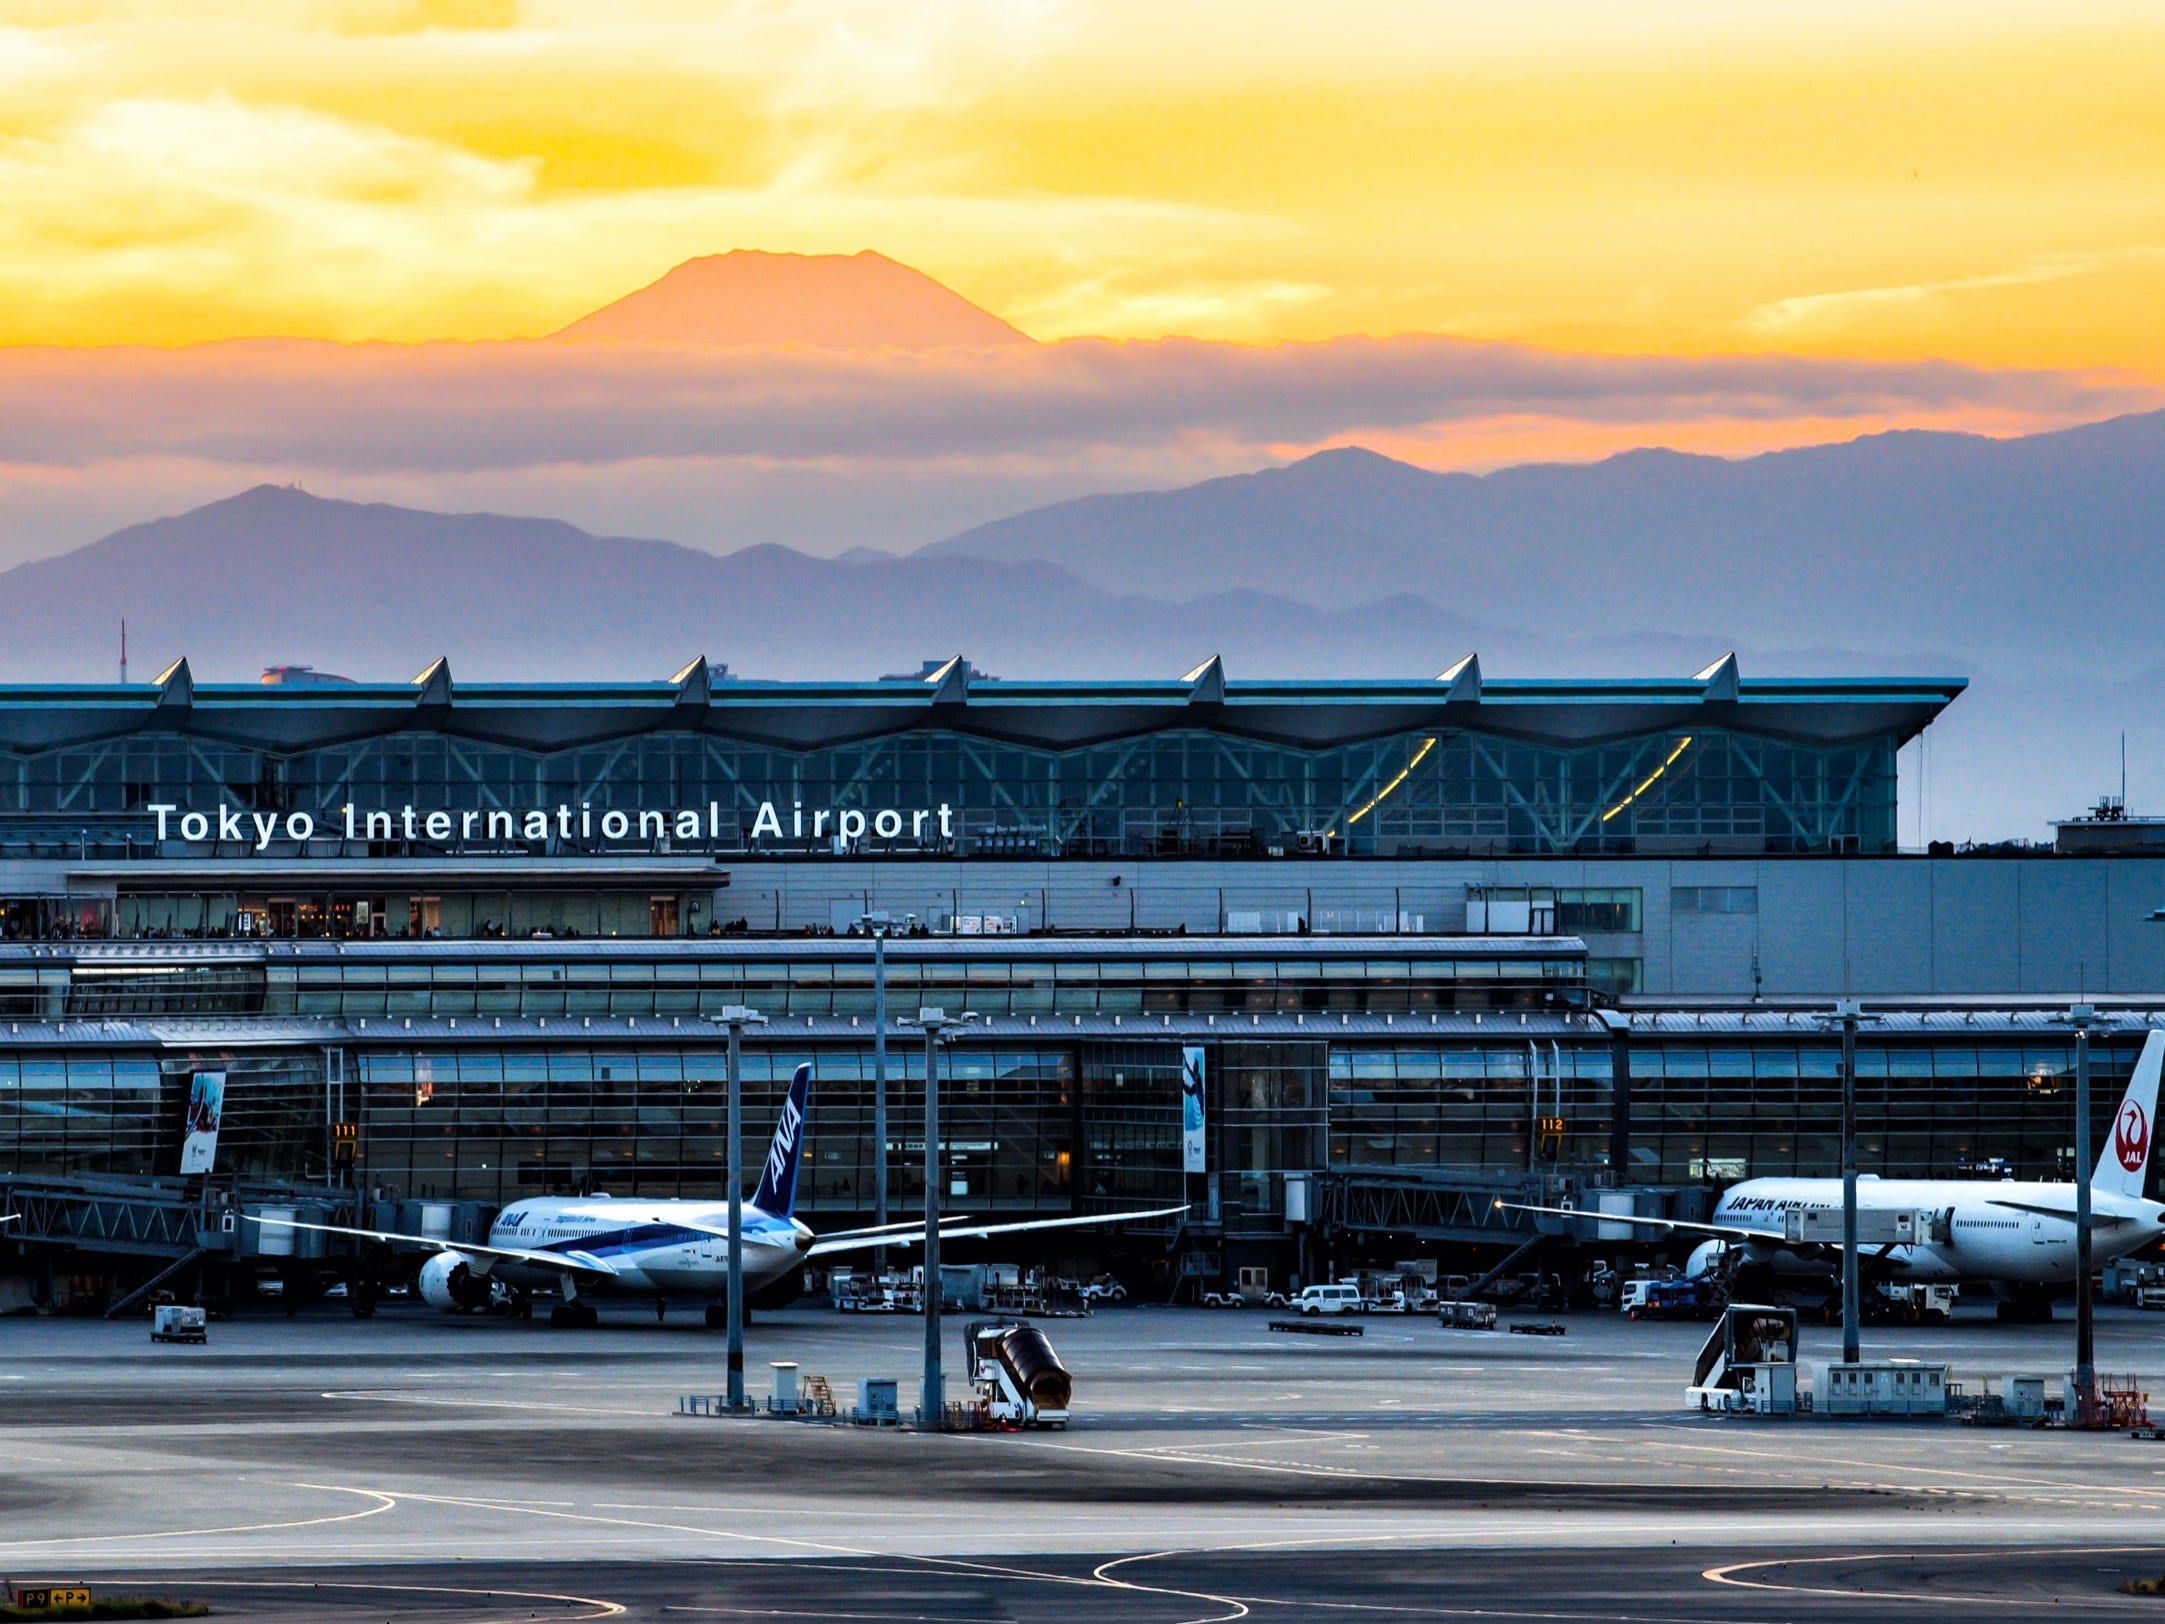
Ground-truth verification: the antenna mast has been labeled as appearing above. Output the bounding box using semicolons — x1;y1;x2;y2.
119;618;127;685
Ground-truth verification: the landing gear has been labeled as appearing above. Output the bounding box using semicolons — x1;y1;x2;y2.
654;1298;667;1324
704;1304;728;1331
550;1302;600;1329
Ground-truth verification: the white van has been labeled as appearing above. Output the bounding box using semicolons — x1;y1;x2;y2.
1292;1283;1363;1316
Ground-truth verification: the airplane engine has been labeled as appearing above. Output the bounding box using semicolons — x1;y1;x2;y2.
417;1251;493;1311
1685;1240;1729;1279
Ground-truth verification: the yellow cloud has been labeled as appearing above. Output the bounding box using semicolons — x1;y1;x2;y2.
0;0;2157;378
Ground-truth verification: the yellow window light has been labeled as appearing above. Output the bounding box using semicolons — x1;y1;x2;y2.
1339;735;1438;832
1600;735;1694;824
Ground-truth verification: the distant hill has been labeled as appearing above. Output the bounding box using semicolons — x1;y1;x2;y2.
926;411;2165;671
551;250;1032;349
0;484;1521;685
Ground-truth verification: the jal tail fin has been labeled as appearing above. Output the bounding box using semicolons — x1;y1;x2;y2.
752;1063;812;1218
2094;1031;2164;1199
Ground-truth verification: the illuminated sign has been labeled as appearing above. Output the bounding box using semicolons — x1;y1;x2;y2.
14;1589;91;1610
143;800;956;854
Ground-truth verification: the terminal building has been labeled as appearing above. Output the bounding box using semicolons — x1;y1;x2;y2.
2;654;2161;1307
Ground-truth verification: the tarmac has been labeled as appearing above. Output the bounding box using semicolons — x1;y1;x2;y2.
6;1296;2165;1619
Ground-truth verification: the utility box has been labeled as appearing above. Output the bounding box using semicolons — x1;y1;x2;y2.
769;1362;800;1414
856;1378;899;1425
2007;1375;2048;1420
1818;1360;1948;1417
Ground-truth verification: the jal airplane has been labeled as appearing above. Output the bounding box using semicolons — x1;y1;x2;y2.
255;1064;1184;1326
1509;1029;2165;1317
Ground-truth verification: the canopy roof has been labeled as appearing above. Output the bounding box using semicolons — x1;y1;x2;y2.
0;653;1964;756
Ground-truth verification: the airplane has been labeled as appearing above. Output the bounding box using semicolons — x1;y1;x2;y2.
1506;1028;2165;1321
251;1064;1185;1328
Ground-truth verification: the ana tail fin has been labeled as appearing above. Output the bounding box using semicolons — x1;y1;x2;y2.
2094;1031;2164;1199
752;1063;812;1218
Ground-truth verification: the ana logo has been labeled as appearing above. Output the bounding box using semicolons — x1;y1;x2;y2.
2117;1101;2150;1174
765;1098;802;1188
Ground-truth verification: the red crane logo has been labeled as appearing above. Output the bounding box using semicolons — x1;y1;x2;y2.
2116;1101;2150;1174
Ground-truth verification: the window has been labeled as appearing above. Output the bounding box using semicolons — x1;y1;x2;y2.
1587;958;1642;996
1555;888;1642;934
1672;885;1757;915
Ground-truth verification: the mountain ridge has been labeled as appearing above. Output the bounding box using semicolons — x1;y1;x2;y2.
923;406;2165;667
550;249;1031;350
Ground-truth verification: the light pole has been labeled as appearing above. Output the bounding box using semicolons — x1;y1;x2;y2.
863;917;890;1280
1834;998;1863;1365
715;1004;766;1412
2071;1002;2098;1423
905;1005;977;1430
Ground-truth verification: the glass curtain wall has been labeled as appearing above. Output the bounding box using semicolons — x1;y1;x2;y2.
353;1046;1075;1212
0;724;1898;858
1328;1040;2141;1184
266;954;1576;1019
0;1051;320;1181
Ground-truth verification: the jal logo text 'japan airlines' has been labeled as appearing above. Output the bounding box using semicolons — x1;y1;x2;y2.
2117;1101;2150;1174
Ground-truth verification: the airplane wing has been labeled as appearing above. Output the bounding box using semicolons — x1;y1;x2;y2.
1985;1199;2135;1228
1493;1199;1792;1247
814;1217;976;1244
808;1205;1188;1258
244;1214;619;1278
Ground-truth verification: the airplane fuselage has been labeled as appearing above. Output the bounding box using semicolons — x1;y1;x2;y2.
484;1196;813;1300
1711;1176;2165;1287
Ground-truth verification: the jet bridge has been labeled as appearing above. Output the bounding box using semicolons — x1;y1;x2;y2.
1782;1207;1952;1245
0;1171;361;1309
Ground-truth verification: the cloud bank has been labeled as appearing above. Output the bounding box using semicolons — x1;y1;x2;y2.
0;332;2148;473
0;327;2153;568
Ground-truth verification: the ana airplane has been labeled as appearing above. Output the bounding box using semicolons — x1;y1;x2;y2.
253;1064;1183;1327
1509;1029;2165;1320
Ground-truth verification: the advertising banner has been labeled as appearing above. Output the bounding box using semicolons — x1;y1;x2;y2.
1181;1046;1207;1174
180;1069;226;1175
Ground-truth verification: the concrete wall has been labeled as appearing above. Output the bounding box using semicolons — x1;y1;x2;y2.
716;854;2165;999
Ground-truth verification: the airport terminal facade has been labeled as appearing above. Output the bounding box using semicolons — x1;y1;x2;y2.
2;656;2162;1297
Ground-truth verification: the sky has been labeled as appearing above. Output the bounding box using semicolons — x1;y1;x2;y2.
0;0;2161;562
0;1;2159;360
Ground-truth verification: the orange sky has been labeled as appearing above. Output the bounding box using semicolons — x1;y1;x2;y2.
0;1;2160;376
